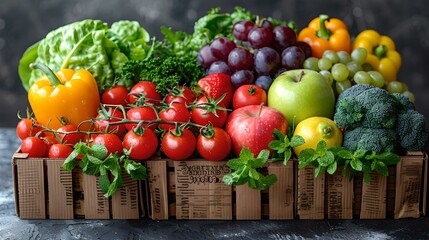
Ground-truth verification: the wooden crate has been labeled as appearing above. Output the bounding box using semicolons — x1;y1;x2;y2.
12;149;144;219
145;160;295;220
145;151;427;220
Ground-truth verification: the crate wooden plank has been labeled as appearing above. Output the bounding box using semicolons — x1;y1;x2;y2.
394;154;424;219
174;160;232;220
297;166;325;219
268;161;294;220
82;174;110;219
147;160;169;220
46;160;73;219
111;171;140;219
360;173;386;219
236;185;261;220
16;159;46;219
327;169;353;219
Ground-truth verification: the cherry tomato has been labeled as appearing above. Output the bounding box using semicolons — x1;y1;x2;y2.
197;127;232;161
41;134;59;147
122;128;158;161
57;124;83;145
21;136;48;158
16;118;43;140
128;81;162;105
94;107;127;137
48;143;74;159
165;86;196;106
232;84;267;110
126;106;158;131
101;85;129;106
159;102;191;130
161;128;196;161
93;133;123;156
191;96;228;128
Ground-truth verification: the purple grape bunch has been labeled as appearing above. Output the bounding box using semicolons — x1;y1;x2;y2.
197;18;312;91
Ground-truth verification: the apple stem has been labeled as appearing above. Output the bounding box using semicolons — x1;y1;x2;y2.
258;103;263;117
298;70;305;82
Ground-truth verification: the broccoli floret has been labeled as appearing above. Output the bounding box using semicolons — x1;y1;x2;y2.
343;127;398;153
334;84;399;130
334;97;365;130
396;109;429;151
392;93;416;111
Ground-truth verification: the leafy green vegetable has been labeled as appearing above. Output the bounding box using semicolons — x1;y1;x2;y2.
115;55;205;94
269;129;305;165
156;7;296;59
18;19;152;91
297;139;401;183
63;142;147;198
223;147;277;190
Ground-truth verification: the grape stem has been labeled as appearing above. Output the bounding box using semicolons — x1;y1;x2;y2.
316;14;332;40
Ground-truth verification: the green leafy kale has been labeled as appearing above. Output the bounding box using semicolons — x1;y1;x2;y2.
155;7;296;59
115;55;205;95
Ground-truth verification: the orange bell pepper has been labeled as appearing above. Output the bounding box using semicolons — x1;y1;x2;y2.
28;63;100;130
298;14;351;58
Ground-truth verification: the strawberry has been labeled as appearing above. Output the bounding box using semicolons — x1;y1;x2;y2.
197;73;234;107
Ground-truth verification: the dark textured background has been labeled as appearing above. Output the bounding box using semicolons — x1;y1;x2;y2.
1;0;429;150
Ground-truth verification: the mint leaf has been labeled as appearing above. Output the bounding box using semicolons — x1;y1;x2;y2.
99;171;111;194
124;160;147;180
90;144;108;159
226;158;244;170
337;149;353;159
268;140;284;151
290;135;305;147
350;159;363;171
223;147;276;190
259;174;278;190
63;150;79;171
284;149;292;165
318;151;335;167
239;147;254;161
87;155;103;165
327;161;337;175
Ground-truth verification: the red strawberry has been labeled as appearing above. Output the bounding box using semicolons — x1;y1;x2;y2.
197;73;234;107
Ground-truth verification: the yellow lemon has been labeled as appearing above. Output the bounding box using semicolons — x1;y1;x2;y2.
292;116;343;156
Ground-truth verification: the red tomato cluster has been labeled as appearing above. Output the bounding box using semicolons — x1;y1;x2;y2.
17;73;269;162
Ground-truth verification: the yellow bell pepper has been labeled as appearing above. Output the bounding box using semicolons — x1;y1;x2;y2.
28;63;100;130
353;29;401;82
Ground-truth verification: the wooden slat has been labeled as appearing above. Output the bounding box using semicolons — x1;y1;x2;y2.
16;159;46;219
360;173;386;219
297;166;325;219
83;174;110;219
235;185;261;220
268;161;294;220
46;160;73;219
147;160;169;220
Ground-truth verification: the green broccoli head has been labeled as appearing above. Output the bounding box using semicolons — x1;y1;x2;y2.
396;109;429;151
334;84;399;130
342;127;398;154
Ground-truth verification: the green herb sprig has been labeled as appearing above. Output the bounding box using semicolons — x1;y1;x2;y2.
297;140;401;183
269;129;305;166
222;147;277;190
63;143;147;198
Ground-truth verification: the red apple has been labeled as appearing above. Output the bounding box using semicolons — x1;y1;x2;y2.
225;105;288;157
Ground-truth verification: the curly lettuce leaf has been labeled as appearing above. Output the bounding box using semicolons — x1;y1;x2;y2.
18;19;152;91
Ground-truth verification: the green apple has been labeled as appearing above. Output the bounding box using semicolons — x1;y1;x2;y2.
267;69;335;125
